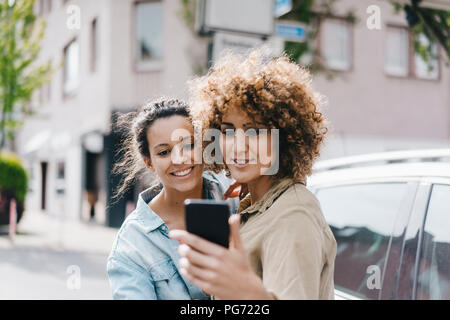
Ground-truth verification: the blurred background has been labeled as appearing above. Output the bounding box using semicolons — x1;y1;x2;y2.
0;0;448;299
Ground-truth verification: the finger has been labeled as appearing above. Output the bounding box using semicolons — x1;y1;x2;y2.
178;244;218;269
169;229;184;243
179;257;216;282
179;267;213;296
229;214;243;250
170;230;226;256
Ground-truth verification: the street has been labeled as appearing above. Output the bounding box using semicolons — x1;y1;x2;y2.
0;210;118;299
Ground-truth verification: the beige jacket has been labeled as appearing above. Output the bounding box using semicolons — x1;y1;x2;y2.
238;178;337;300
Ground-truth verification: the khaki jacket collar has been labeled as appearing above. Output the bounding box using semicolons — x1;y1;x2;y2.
238;178;298;223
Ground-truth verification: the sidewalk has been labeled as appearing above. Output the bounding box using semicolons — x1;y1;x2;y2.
0;210;119;299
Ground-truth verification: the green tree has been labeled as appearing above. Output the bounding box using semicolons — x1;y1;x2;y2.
279;0;356;75
0;151;28;225
391;0;450;64
0;0;54;151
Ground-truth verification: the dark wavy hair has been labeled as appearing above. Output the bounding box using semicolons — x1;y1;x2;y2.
188;49;328;182
112;97;190;200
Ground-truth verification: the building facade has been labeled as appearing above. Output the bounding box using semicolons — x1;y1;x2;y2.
18;0;209;227
311;0;450;158
16;0;449;227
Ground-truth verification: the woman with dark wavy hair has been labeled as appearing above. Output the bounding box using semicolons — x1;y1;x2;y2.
106;98;237;299
170;50;337;300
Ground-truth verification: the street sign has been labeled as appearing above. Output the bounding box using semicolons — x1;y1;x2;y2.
202;0;274;36
212;32;264;63
275;21;307;42
274;0;293;18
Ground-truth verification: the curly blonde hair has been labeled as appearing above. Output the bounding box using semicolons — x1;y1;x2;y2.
188;49;328;182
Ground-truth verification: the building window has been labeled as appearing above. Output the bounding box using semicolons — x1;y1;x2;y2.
385;27;440;80
320;18;352;71
416;184;450;300
63;38;79;96
134;1;163;71
90;18;98;73
385;26;409;77
414;33;439;80
38;0;52;15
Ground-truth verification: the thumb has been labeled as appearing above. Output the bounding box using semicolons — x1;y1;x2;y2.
229;214;243;250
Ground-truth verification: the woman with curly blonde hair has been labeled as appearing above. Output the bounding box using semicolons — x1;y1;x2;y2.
170;49;337;300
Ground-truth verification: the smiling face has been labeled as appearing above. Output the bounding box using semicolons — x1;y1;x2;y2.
144;115;204;193
219;106;275;184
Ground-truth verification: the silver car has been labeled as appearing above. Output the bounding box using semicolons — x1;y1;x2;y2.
308;149;450;300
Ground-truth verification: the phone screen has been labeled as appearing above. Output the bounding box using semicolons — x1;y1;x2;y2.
184;199;231;248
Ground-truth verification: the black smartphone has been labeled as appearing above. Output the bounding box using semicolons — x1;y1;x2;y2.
184;199;231;248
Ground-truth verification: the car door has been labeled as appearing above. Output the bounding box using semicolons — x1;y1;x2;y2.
389;182;430;300
414;184;450;300
314;181;417;300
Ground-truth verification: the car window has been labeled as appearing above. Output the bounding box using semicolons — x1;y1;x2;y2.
416;184;450;300
316;183;409;299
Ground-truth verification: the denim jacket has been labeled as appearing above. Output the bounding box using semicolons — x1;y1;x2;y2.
107;171;238;300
